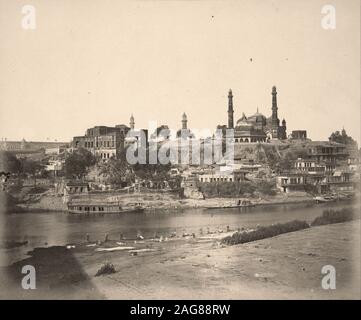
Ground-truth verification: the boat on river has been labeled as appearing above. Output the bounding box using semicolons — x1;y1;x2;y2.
67;202;144;214
205;200;255;210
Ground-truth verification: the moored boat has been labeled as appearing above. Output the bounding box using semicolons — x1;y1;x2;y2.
67;202;144;214
205;200;255;210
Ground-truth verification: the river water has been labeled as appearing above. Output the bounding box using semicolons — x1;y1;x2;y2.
0;200;359;266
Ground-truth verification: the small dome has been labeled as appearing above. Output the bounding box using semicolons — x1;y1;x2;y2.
236;113;253;127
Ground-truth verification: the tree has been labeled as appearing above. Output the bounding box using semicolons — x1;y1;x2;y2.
98;157;134;186
65;148;96;179
329;128;356;145
19;158;44;185
132;162;171;181
0;151;21;174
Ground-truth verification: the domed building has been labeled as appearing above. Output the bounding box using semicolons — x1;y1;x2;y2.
234;113;267;143
226;86;287;143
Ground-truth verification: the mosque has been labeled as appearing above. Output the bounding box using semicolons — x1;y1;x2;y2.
227;86;287;143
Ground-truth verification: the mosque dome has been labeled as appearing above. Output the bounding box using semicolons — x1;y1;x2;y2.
248;108;267;124
236;113;254;130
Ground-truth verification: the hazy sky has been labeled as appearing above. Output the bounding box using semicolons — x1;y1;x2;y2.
0;0;359;144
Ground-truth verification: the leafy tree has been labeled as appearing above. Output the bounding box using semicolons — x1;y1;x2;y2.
65;148;96;179
329;128;356;145
20;158;43;175
255;180;277;196
0;151;21;174
132;163;171;182
98;157;134;186
199;181;256;197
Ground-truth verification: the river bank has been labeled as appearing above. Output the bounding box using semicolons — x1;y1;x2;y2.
1;220;359;299
4;188;339;214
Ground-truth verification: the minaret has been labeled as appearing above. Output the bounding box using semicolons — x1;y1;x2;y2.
182;113;187;130
228;89;234;129
271;86;278;122
130;114;135;129
271;86;279;138
281;119;287;139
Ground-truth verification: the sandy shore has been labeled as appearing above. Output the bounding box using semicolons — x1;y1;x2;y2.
1;220;360;299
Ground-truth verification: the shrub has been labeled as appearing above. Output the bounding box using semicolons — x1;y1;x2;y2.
198;181;256;198
255;180;277;196
311;208;355;226
222;220;310;245
28;186;48;194
95;262;116;277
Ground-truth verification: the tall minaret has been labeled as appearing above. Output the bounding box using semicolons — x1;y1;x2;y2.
228;89;234;129
182;113;187;129
130;114;135;129
271;86;279;138
271;86;278;123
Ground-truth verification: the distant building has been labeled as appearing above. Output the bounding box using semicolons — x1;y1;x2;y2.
327;171;354;192
293;158;334;174
45;160;64;172
177;113;194;139
198;170;247;183
45;146;67;155
72;115;150;160
276;174;307;193
291;130;307;140
226;86;287;143
0;139;68;153
65;181;90;194
73;125;127;160
306;141;349;164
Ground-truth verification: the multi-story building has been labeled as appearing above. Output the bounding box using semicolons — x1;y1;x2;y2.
198;170;248;183
306;141;349;164
72;115;149;161
73;125;128;160
293;158;334;174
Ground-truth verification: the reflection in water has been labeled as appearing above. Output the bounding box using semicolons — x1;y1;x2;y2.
0;200;359;266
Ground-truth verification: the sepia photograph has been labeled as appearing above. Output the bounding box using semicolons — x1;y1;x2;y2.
0;0;360;303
